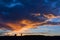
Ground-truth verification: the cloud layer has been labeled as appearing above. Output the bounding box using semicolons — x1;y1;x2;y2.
0;0;60;35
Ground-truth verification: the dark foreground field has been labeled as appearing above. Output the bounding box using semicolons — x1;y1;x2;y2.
0;35;60;40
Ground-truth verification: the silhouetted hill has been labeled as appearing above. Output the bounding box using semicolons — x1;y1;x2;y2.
0;35;60;40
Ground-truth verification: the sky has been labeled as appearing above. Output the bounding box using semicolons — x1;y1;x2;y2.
0;0;60;36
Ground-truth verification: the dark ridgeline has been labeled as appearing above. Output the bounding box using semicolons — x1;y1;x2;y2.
0;35;60;40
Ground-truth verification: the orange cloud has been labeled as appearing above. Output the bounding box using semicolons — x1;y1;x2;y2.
44;14;60;19
43;14;56;19
5;19;41;34
5;19;56;34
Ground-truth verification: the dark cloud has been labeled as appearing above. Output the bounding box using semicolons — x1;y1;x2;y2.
0;0;48;22
0;23;12;30
0;0;60;31
40;21;60;25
